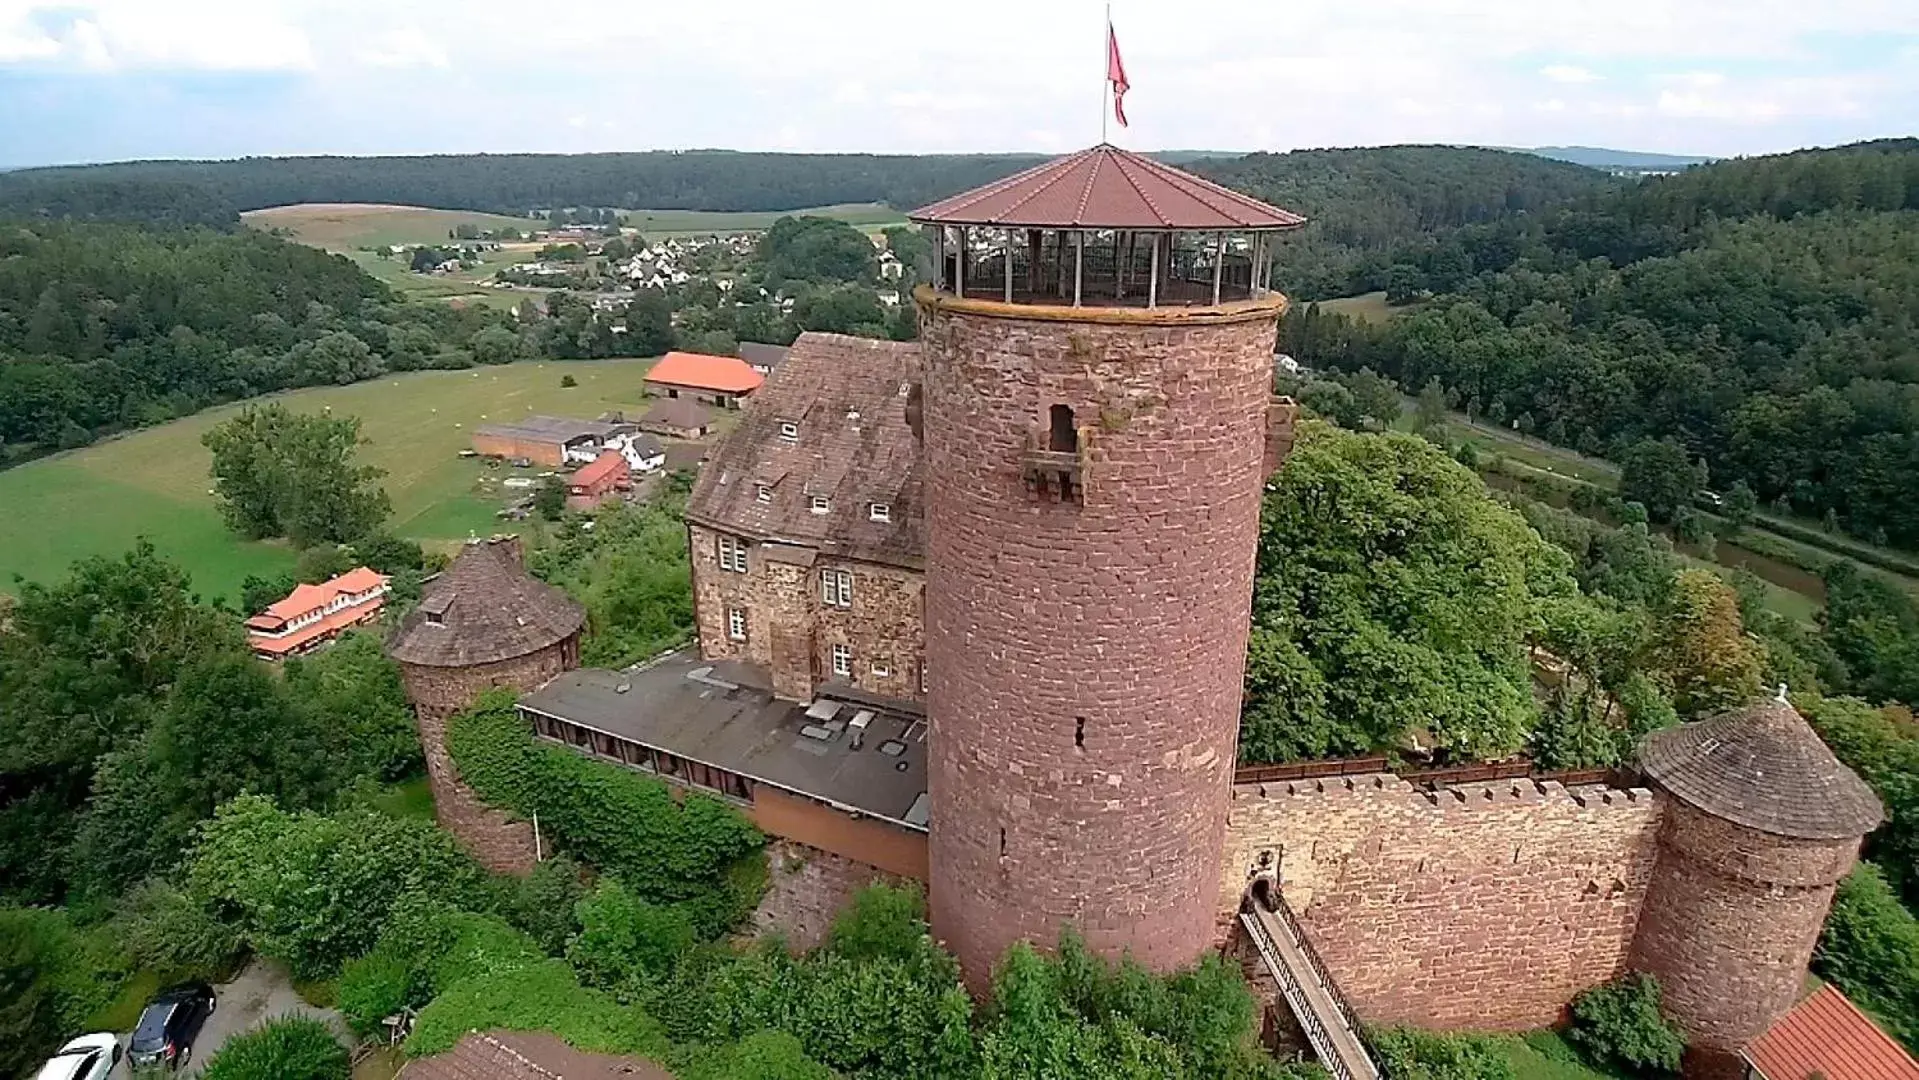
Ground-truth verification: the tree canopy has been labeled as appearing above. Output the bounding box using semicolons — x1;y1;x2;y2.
203;404;392;546
1242;423;1578;762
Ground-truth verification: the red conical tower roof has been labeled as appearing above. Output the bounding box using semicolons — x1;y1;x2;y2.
909;144;1307;231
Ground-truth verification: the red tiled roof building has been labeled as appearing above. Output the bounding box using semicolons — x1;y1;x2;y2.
245;566;389;658
644;350;764;408
1746;984;1919;1080
909;146;1306;992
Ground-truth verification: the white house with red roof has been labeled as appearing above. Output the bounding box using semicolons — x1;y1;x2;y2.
245;566;390;659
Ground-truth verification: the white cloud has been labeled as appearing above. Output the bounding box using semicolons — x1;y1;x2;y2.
1541;64;1601;84
3;0;1916;162
0;2;314;71
355;27;447;70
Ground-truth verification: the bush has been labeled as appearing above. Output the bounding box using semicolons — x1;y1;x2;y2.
1566;973;1684;1074
1372;1028;1516;1080
336;948;416;1040
199;1015;348;1080
405;957;668;1058
826;882;927;963
337;896;546;1036
568;878;696;988
560;374;578;387
112;879;246;978
1815;863;1919;1051
0;907;130;1077
676;1029;839;1080
505;855;588;955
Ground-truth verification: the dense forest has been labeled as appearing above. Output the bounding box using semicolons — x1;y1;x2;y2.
1206;145;1612;298
1286;139;1919;546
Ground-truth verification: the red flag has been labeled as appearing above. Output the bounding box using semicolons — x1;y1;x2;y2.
1107;22;1130;128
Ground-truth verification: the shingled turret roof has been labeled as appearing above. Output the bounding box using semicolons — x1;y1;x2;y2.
909;143;1308;231
1638;696;1884;840
387;538;586;668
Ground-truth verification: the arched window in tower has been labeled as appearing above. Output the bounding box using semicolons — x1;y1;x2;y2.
1048;404;1078;453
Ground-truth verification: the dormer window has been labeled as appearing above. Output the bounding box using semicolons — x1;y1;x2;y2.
870;502;891;523
756;484;772;503
810;495;830;515
778;420;799;442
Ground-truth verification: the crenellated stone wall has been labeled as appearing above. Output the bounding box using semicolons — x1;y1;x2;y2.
1221;773;1666;1030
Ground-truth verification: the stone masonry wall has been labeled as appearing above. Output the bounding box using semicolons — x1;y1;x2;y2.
691;522;924;702
1221;774;1665;1030
399;642;578;874
1628;800;1861;1053
921;299;1283;994
751;838;912;951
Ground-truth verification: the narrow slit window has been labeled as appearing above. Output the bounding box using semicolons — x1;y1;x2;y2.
1075;717;1085;749
1048;404;1078;453
999;827;1007;859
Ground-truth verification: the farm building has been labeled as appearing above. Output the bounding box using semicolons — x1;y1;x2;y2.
566;452;631;509
739;341;791;375
638;398;714;439
643;351;763;408
245;566;389;658
471;415;622;467
607;432;666;472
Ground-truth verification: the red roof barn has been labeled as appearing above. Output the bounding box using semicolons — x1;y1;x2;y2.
644;351;764;408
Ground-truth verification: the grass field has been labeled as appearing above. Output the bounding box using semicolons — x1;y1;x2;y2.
0;359;657;604
1495;1031;1621;1080
346;248;539;311
242;203;539;250
1316;290;1404;325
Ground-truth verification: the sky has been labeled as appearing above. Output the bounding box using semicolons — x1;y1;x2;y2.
0;0;1915;168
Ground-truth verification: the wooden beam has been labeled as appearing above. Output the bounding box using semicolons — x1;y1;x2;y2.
1212;232;1226;305
1073;231;1084;308
1147;232;1160;308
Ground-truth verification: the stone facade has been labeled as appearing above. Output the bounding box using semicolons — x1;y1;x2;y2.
398;642;579;874
752;838;913;951
690;523;925;703
1222;773;1664;1030
920;294;1286;993
1629;799;1863;1057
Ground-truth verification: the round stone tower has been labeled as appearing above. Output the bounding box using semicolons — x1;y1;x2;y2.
908;145;1306;991
1629;696;1882;1075
387;536;586;872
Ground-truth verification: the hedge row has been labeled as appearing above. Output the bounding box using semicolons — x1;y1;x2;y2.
443;690;766;937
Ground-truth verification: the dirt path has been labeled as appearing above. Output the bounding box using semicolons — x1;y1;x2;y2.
178;960;350;1075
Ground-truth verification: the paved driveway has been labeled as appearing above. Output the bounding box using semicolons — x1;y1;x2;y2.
177;960;351;1075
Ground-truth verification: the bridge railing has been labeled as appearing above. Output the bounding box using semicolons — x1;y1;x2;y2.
1270;891;1377;1068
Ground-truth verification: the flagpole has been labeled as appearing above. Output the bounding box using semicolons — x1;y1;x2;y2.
1101;4;1110;144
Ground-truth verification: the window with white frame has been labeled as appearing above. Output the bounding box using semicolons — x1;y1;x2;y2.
727;607;747;641
778;420;799;442
831;643;852;678
869;502;891;522
821;569;852;608
755;484;772;503
872;660;891;678
716;534;749;573
809;495;830;515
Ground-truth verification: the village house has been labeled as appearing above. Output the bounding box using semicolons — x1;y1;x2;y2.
638;397;714;440
643;350;764;409
604;431;666;472
471;416;626;467
738;341;790;375
245;567;389;659
566;452;631;510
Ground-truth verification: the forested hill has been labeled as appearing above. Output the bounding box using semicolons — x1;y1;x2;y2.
1297;138;1919;546
0;151;1049;218
1204;145;1611;297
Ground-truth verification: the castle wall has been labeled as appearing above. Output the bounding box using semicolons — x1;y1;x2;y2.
1222;774;1665;1030
1628;800;1861;1054
751;838;914;951
690;523;924;702
399;641;578;874
921;297;1283;992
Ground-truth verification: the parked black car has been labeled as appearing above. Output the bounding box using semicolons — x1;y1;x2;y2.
127;982;216;1070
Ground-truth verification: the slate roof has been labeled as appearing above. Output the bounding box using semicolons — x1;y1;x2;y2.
640;397;711;431
1638;696;1884;840
398;1030;675;1080
473;415;617;445
685;332;923;570
386;539;586;668
739;341;791;371
910;143;1308;231
645;351;765;395
1745;984;1919;1080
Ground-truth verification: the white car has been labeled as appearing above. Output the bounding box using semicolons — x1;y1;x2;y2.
32;1034;120;1080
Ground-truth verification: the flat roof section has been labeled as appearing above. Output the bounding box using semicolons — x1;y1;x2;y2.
474;415;618;445
518;651;929;830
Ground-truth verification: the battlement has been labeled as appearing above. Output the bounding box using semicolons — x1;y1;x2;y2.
1223;771;1665;1032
